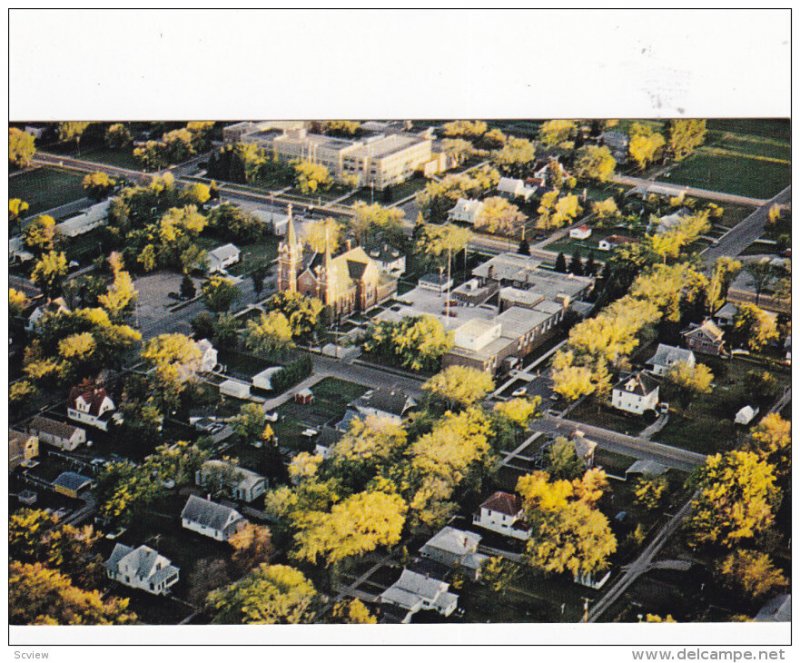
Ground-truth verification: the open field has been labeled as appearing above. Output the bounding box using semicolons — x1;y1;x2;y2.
9;167;87;215
660;151;790;200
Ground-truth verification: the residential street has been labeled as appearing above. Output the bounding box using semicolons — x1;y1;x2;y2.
701;185;792;266
529;414;707;472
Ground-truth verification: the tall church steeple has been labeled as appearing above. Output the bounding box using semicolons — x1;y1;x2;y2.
277;204;299;293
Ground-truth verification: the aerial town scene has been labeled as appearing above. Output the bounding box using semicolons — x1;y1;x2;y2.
8;117;791;628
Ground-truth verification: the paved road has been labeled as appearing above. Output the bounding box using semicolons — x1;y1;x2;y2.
529;414;707;472
701;185;792;266
613;174;773;207
586;496;694;622
312;354;425;398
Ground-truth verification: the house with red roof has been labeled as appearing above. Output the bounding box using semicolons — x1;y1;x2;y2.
67;382;117;431
472;491;532;540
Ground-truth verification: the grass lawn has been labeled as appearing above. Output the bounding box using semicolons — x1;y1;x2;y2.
545;226;622;256
217;349;276;381
226;235;280;277
655;357;791;455
659;150;790;199
593;449;638;478
76;145;140;170
273;377;368;451
569;399;647;437
64;228;107;263
348;175;428;205
9;167;87;215
706;119;791;143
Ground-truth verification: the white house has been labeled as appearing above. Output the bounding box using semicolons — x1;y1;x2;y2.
351;388;416;425
219;379;251;400
472;491;532;540
448;198;485;225
27;416;86;451
419;527;488;580
196;338;218;373
645;343;696;377
380;569;459;621
497;177;535;202
67;385;117;431
105;544;180;596
180;494;246;541
611;372;660;415
195;460;267;503
598;234;636;251
252;207;291;236
569;224;592;240
364;243;407;277
207;243;241;273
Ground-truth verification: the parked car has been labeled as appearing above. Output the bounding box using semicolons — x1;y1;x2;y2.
264;410;279;422
512;387;528;397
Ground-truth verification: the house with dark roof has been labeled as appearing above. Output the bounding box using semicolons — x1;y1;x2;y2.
181;494;246;541
53;471;93;498
645;343;696;377
472;491;532;540
351;388;416;424
9;430;39;471
67;383;117;431
611;371;660;415
27;415;86;451
681;319;726;356
363;242;406;277
105;544;180;595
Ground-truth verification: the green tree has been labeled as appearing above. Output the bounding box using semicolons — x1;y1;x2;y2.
228;522;272;573
330;598;377;624
141;333;203;405
415;222;472;287
58;122;92;155
747;413;791;472
442;120;488;138
105;123;132;148
9;127;36;167
480;556;520;595
232;403;267;442
442;138;474;166
202;275;240;313
180;274;197;299
270;291;324;339
304;217;343;253
206;563;317;624
350;201;405;246
706;256;742;314
546;437;586;481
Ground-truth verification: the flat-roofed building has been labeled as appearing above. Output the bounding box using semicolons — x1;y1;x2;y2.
246;128;432;190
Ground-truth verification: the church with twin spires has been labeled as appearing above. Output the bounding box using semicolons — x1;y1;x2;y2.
277;205;398;319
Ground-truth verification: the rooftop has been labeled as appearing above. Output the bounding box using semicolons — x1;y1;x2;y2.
480;491;522;516
181;494;244;531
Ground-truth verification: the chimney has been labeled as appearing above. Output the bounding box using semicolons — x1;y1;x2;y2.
345;239;352;251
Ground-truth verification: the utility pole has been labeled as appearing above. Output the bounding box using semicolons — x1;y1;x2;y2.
582;596;592;623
